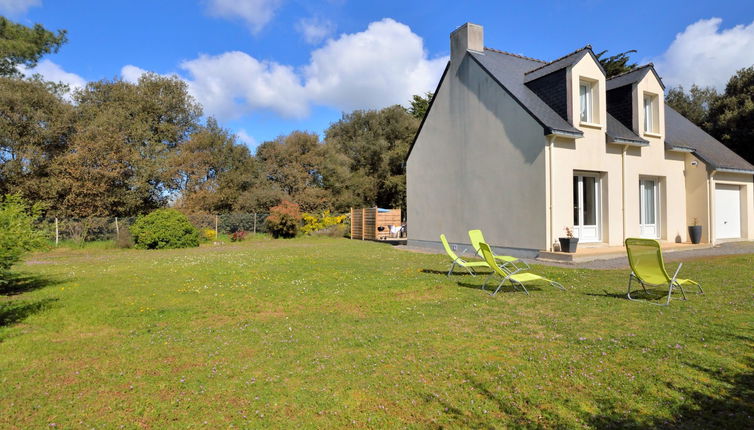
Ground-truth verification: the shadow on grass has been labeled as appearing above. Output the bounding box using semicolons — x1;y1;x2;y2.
0;297;58;328
421;375;533;428
587;357;754;429
585;288;700;303
455;281;543;294
421;268;491;276
1;273;65;296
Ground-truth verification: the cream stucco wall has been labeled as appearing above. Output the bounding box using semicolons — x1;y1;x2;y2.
684;154;710;243
551;56;689;247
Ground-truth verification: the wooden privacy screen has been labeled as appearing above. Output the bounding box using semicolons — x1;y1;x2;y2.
350;208;402;240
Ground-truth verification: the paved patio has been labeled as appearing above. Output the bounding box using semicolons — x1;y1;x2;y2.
395;240;754;270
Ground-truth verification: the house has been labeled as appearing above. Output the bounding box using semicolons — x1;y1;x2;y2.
406;23;754;256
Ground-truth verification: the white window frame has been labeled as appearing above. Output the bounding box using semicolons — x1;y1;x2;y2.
644;95;653;133
579;81;593;123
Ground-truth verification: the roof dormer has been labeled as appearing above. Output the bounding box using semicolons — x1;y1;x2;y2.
524;46;607;131
606;65;666;139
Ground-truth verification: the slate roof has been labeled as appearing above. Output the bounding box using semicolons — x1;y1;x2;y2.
524;46;605;82
606;64;665;90
665;105;754;172
606;114;647;145
470;49;583;136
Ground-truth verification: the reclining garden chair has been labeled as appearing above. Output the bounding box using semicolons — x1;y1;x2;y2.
478;242;564;296
468;229;529;272
625;238;704;306
440;234;489;277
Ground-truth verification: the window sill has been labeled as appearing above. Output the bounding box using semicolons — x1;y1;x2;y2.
579;121;603;130
643;131;662;138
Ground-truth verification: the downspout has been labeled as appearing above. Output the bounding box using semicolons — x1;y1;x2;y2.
707;169;717;244
620;145;627;242
547;135;556;251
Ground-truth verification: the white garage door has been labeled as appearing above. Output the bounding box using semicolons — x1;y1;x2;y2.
715;184;741;239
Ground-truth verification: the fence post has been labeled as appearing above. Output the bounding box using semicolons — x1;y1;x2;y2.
215;214;219;237
253;212;257;234
115;217;120;237
55;217;59;247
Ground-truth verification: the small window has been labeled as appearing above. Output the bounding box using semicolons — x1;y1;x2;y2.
579;81;592;123
644;93;659;134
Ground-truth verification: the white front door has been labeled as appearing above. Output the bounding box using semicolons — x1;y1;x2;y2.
639;179;659;238
573;174;600;242
715;184;741;239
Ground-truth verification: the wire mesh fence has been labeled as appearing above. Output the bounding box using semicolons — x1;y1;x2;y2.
37;213;270;245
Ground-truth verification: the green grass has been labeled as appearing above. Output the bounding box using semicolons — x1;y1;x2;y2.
1;238;752;428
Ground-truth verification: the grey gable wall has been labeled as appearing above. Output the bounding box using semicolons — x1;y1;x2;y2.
407;53;548;255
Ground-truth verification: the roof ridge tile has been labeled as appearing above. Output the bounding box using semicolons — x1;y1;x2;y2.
524;45;593;75
483;47;546;63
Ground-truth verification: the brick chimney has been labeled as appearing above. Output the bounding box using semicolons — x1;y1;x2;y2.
450;23;483;65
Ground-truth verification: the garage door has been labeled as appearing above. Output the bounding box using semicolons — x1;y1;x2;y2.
715;184;741;239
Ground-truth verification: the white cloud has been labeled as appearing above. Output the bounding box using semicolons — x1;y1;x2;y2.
235;129;257;147
204;0;282;34
23;59;86;92
121;64;149;83
180;51;308;119
296;17;335;45
304;19;447;111
653;18;754;90
172;18;446;121
0;0;40;15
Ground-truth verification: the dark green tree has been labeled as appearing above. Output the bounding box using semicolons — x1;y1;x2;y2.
707;66;754;164
324;105;419;211
408;91;434;119
595;49;637;78
0;17;67;77
665;85;719;128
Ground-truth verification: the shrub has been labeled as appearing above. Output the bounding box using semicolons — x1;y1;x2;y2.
301;210;347;235
0;195;48;285
201;228;217;242
131;209;200;250
265;200;301;239
220;213;259;233
230;230;247;242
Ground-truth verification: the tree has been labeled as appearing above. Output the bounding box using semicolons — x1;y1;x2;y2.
595;49;637;78
171;118;256;213
665;85;719;128
707;66;754;164
408;92;434;119
0;76;73;208
0;17;67;77
254;131;333;212
324;105;419;211
55;73;202;216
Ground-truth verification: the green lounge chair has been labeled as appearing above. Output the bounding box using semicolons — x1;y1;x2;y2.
468;229;529;272
440;234;489;277
625;238;704;306
478;242;564;295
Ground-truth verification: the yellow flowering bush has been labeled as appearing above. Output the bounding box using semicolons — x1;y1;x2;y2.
301;210;347;235
201;228;217;241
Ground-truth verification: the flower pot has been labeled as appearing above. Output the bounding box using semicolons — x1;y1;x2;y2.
688;225;703;244
558;237;579;253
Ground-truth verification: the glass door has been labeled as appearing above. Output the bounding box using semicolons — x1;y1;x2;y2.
639;179;659;238
573;174;600;242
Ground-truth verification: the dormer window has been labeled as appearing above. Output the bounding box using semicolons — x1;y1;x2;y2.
579;81;593;123
643;93;660;134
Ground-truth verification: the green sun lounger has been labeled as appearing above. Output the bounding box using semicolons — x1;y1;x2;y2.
440;234;489;276
478;242;564;295
468;229;529;271
625;238;704;306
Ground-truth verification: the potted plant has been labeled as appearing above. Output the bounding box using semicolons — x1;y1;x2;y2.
559;227;579;253
688;218;703;244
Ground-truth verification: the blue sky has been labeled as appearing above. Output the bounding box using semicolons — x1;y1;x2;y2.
6;0;754;149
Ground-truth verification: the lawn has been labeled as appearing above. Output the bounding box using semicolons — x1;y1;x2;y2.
1;237;752;428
